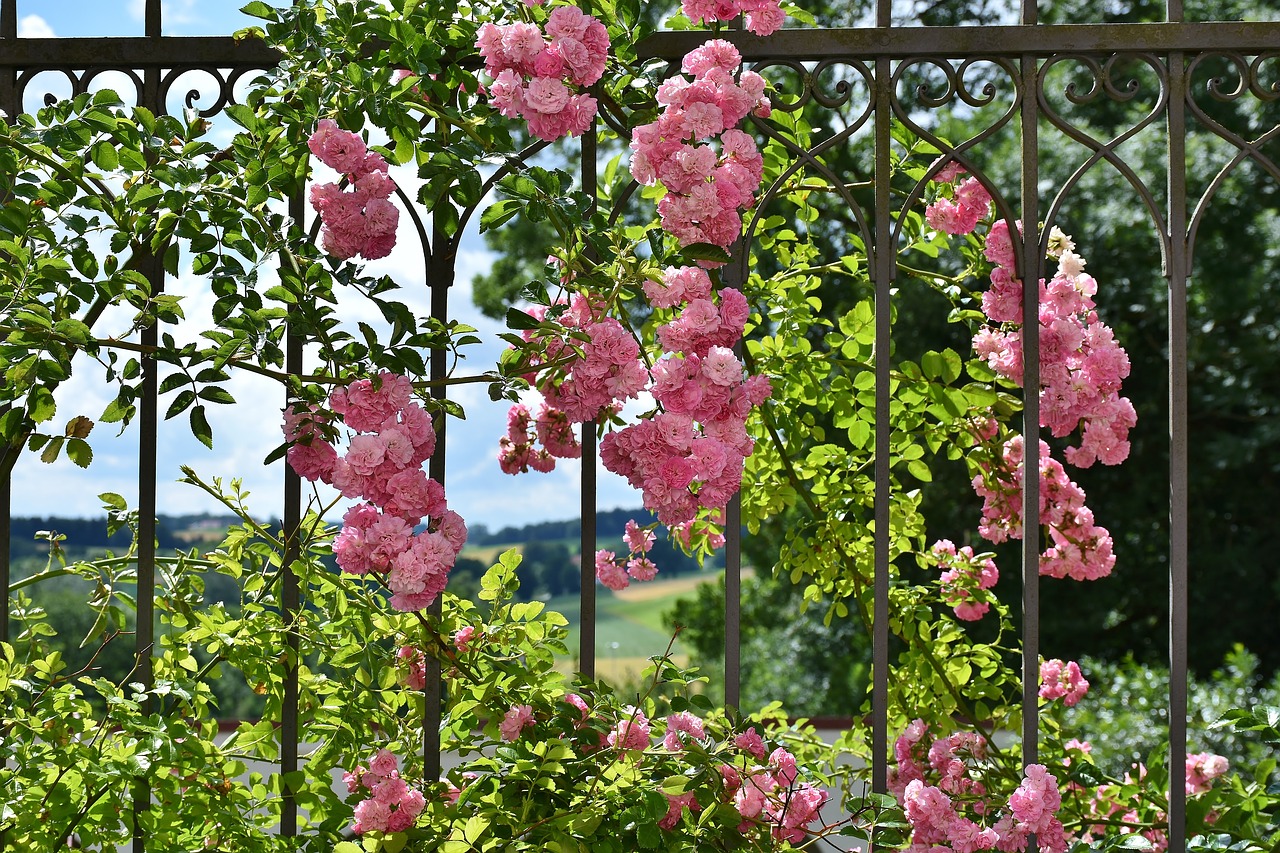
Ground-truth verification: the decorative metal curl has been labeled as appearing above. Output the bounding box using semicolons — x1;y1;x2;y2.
887;56;1020;251
1038;52;1170;268
1185;50;1280;270
161;67;236;118
746;58;873;117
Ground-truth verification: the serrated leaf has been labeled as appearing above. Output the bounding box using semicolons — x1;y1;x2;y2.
67;438;93;468
39;436;64;464
28;386;56;423
90;140;119;171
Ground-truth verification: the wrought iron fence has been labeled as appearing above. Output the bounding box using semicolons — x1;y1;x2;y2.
3;0;1279;850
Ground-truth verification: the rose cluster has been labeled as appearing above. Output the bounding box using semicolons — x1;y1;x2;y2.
972;435;1116;581
629;40;771;252
1038;658;1089;707
498;293;647;474
307;119;399;260
284;372;467;611
490;697;828;843
476;6;609;141
928;538;999;621
891;719;1069;853
974;221;1137;468
593;519;660;591
343;749;427;835
600;266;772;527
680;0;786;35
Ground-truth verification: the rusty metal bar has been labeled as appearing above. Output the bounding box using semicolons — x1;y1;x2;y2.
1166;40;1190;853
870;52;892;802
1019;42;1042;784
578;119;599;680
638;21;1280;60
280;191;305;840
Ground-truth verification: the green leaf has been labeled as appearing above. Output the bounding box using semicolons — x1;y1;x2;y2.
66;438;93;468
678;242;731;264
29;386;56;423
90;140;119;171
190;405;213;449
506;307;541;331
239;1;277;21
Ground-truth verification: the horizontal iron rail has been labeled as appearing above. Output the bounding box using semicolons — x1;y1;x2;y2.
638;21;1280;59
3;20;1280;73
0;35;282;69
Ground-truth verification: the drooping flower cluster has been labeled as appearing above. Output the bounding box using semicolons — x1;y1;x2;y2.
498;401;580;474
925;174;993;235
928;538;999;621
284;372;467;610
307;119;399;260
343;749;427;835
891;719;1068;853
498;294;647;474
475;6;608;140
601;267;772;527
593;518;660;590
1038;658;1089;707
680;0;786;35
972;435;1116;581
973;221;1137;468
629;41;771;251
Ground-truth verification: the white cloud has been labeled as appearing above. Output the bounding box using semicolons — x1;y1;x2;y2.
17;14;55;38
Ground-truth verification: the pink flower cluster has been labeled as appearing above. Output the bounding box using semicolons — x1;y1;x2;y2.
929;539;999;621
719;746;829;842
593;519;660;590
284;373;467;611
500;703;535;741
680;0;786;35
1038;659;1089;707
475;6;608;140
891;720;1068;853
629;41;770;252
344;749;427;835
925;173;993;235
972;435;1116;581
601;267;770;527
973;222;1137;468
499;294;648;474
1185;752;1229;795
498;401;580;474
307;119;399;260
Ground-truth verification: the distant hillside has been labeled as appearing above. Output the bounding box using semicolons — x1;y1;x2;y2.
468;507;651;547
7;513;248;560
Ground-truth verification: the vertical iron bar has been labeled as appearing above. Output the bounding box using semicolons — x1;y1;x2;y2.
1166;41;1189;853
279;192;305;839
871;52;892;800
1019;28;1042;803
424;249;451;784
146;0;162;37
578;118;598;679
0;0;15;118
131;49;163;851
130;254;160;852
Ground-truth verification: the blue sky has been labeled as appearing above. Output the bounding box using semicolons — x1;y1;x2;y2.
11;2;643;531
